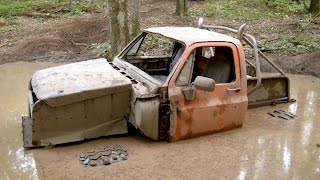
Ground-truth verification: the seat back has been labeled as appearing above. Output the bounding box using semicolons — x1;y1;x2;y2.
203;54;233;83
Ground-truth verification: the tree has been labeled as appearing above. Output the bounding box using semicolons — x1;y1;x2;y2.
108;0;130;59
108;0;141;58
175;0;188;16
309;0;320;16
131;0;141;37
297;0;320;16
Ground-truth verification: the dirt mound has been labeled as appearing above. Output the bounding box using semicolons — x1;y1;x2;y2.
0;13;108;64
259;50;320;78
18;38;77;55
57;14;108;44
277;50;320;77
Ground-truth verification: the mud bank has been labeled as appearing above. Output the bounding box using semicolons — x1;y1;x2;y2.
0;62;319;179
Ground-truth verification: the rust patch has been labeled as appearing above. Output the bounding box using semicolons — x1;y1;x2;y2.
218;104;227;115
170;123;242;142
218;117;224;128
175;111;182;142
213;110;218;117
186;108;194;138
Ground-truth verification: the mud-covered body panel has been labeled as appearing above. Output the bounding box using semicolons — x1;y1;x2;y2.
23;59;132;147
113;59;166;141
31;59;131;107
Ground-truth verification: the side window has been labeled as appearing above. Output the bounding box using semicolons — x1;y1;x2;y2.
176;46;236;86
137;34;173;56
193;46;235;83
176;51;195;86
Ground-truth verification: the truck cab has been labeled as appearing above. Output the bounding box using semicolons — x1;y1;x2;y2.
113;27;248;141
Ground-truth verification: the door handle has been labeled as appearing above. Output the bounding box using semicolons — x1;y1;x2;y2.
227;88;241;92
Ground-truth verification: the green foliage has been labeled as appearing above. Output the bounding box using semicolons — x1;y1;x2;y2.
188;0;319;54
138;34;173;56
266;0;306;14
0;0;106;18
262;35;320;55
189;0;267;20
188;0;306;20
91;42;112;60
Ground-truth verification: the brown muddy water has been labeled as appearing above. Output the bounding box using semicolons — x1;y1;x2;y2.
0;62;320;179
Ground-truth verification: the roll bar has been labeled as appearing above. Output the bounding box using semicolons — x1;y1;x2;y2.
197;18;288;95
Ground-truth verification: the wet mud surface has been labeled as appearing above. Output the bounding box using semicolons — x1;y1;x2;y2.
0;62;320;179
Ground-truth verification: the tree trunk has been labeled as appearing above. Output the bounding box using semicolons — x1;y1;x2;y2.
131;0;141;38
68;0;72;10
119;0;130;48
309;0;320;16
108;0;130;59
176;0;187;16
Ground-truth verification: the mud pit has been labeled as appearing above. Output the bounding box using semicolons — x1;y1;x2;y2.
1;62;320;179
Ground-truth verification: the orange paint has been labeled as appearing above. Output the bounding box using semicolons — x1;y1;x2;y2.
167;37;248;142
218;117;224;128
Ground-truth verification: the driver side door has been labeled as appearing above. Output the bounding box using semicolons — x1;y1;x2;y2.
168;42;248;141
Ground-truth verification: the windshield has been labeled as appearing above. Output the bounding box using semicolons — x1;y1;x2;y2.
121;32;185;84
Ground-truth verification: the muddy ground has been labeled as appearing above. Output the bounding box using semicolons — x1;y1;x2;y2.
0;62;320;179
0;0;320;179
0;0;319;77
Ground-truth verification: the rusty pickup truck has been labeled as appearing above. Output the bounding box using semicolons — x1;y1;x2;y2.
22;18;291;147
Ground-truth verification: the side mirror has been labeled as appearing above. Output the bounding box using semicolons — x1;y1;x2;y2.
193;76;215;92
182;76;215;101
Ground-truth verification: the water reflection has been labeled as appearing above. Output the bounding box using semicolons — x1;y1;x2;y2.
282;146;291;173
0;63;55;179
238;170;246;180
301;91;317;146
13;148;38;179
236;75;320;179
288;102;297;115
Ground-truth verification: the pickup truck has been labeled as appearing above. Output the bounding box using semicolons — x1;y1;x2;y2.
22;19;291;147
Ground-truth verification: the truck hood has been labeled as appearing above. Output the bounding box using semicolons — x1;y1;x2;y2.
31;58;132;107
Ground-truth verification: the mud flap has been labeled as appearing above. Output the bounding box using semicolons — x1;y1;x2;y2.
22;116;35;148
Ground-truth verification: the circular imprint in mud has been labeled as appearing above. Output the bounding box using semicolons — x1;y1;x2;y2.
80;146;128;167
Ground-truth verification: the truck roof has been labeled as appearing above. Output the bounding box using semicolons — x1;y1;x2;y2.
144;27;241;46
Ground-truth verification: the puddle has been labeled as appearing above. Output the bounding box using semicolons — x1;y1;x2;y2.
0;62;320;179
0;62;59;179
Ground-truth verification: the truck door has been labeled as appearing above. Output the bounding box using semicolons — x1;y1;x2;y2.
168;42;248;141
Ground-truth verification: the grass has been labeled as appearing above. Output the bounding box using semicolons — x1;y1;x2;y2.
0;0;318;55
0;0;106;18
0;0;107;33
189;0;307;21
261;35;320;55
188;0;319;55
90;42;112;59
